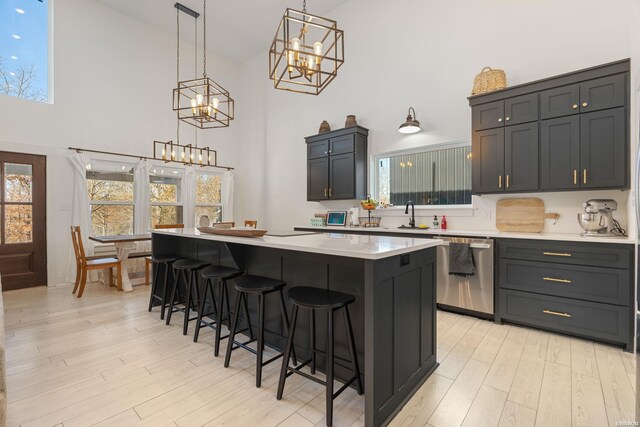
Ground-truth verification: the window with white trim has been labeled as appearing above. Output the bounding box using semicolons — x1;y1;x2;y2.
195;172;222;224
87;162;135;236
149;167;183;227
376;143;472;206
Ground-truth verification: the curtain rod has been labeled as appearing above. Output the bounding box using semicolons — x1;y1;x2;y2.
67;146;234;171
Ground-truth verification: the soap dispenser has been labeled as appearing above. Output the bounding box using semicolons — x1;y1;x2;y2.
433;215;440;229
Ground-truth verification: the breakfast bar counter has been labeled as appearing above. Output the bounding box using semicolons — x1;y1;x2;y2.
151;228;442;426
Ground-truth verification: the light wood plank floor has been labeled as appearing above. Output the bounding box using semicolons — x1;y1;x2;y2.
3;284;636;426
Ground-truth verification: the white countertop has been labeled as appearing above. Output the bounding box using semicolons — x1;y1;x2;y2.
152;228;443;259
294;225;635;245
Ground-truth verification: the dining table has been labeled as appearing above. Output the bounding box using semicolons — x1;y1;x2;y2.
89;234;151;292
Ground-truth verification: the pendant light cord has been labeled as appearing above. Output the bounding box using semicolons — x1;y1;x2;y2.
202;0;207;77
303;0;306;12
194;8;198;148
176;7;181;145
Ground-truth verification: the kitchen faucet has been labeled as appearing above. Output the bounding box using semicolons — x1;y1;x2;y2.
405;201;415;228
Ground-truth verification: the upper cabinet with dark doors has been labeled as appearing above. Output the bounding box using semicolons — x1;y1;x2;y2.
469;59;630;195
305;126;368;201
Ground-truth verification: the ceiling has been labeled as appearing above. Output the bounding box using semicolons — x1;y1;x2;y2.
94;0;351;63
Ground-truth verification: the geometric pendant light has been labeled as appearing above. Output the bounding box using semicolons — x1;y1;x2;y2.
269;0;344;95
173;0;234;128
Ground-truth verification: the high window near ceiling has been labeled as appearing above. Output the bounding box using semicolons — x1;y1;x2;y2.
376;144;472;206
0;0;49;103
195;172;222;224
87;162;135;236
150;167;183;227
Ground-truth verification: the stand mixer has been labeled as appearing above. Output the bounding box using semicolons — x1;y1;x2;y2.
577;199;617;236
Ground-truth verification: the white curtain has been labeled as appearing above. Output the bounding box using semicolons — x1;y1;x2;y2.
222;170;235;222
183;168;197;228
65;153;93;283
134;159;150;234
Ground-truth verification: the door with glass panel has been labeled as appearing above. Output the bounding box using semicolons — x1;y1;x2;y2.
0;152;46;290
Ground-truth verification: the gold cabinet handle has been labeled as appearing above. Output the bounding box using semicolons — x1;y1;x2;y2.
573;169;577;185
543;251;572;257
543;277;572;284
498;118;503;123
328;188;332;197
324;188;328;197
583;169;587;184
572;104;578;109
505;116;511;121
506;174;510;188
582;102;588;107
498;175;502;188
543;309;572;318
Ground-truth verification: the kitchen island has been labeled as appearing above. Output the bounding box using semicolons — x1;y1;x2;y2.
151;228;442;426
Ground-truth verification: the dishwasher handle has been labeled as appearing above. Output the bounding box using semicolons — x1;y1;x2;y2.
440;242;492;249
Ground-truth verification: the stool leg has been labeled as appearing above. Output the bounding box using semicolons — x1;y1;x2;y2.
148;262;160;312
160;263;171;320
182;270;193;335
344;306;363;395
277;304;298;400
214;279;226;357
256;293;265;388
165;266;181;326
310;310;316;374
193;277;211;343
278;290;297;365
326;309;334;427
241;291;255;341
224;290;243;368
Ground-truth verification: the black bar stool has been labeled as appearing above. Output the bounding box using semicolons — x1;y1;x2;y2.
147;255;182;320
224;275;296;388
277;287;363;427
165;258;210;335
193;265;242;356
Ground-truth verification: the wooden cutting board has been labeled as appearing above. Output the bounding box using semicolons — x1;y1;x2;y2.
496;198;560;233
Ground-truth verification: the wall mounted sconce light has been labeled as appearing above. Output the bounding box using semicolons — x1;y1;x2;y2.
399;107;421;134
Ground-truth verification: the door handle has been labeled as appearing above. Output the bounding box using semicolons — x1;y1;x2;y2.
328;188;332;197
506;174;510;188
324;188;328;197
572;104;578;109
498;175;502;188
543;309;572;318
573;169;577;185
543;277;572;284
583;169;587;184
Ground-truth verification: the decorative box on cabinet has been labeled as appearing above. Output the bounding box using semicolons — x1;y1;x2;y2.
305;126;368;201
496;238;634;351
470;59;630;195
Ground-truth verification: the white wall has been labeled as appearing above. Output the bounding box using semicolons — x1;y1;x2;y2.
0;0;243;285
235;0;638;236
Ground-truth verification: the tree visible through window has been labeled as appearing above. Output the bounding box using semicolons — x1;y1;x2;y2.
195;173;222;224
0;0;49;103
87;165;135;236
149;169;183;227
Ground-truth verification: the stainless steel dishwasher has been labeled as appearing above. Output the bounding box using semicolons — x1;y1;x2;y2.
437;236;494;318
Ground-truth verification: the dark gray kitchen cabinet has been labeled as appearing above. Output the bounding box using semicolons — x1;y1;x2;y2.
504;123;538;192
471;123;537;194
540;73;626;120
472;93;538;131
305;126;368;201
472;128;504;193
470;59;630;194
496;238;634;351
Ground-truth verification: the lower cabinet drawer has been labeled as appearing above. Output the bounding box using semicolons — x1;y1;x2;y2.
499;259;630;306
500;289;630;346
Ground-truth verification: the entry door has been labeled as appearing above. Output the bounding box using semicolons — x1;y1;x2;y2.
0;152;46;290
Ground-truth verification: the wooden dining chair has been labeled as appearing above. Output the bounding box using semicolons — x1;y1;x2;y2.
70;226;122;298
145;224;185;286
244;220;258;228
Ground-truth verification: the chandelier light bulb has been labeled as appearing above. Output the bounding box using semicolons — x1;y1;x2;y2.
307;55;316;72
199;152;203;164
190;98;198;115
212;97;220;110
171;149;175;160
291;37;301;51
181;150;185;160
161;147;166;160
313;41;322;56
196;93;204;105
